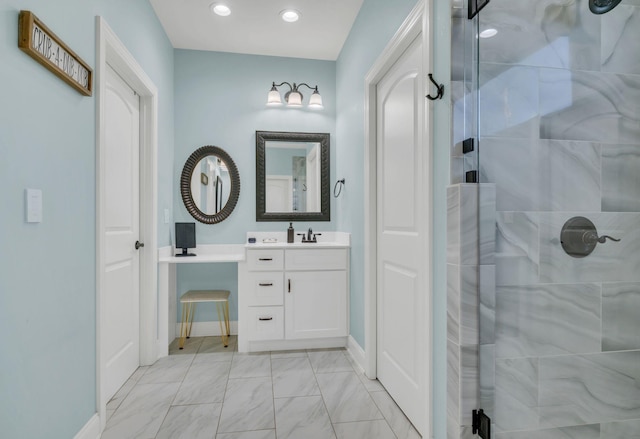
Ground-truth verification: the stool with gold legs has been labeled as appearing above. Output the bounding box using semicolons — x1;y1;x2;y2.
179;289;230;349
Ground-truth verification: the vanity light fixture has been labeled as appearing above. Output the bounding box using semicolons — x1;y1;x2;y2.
267;82;323;109
210;3;231;16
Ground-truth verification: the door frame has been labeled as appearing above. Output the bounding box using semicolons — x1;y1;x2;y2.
95;17;158;431
363;0;433;435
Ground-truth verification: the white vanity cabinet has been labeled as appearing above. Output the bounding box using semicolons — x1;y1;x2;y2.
238;242;349;352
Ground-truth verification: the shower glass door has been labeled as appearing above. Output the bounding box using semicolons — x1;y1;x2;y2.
476;0;640;437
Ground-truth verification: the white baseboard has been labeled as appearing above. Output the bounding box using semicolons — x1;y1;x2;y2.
346;335;366;374
74;413;100;439
175;320;238;337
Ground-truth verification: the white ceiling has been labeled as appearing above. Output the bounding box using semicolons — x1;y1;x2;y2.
149;0;364;61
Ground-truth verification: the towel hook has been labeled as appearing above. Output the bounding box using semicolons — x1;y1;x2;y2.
334;178;345;198
426;74;444;101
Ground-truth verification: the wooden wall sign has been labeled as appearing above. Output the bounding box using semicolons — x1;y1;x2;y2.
18;10;93;96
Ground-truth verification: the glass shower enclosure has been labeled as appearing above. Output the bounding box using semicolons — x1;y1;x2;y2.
455;0;640;437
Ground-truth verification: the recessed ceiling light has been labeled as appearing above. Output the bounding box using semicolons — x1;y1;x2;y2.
280;9;301;23
211;3;231;17
479;28;498;38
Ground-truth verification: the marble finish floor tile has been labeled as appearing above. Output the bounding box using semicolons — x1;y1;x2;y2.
333;420;396;439
229;352;271;378
316;371;383;423
106;344;421;439
101;382;180;439
272;356;320;398
370;390;422;439
217;377;275;433
274;396;336;439
216;430;276;439
173;360;231;405
307;349;354;374
138;354;194;384
169;336;204;355
155;403;222;439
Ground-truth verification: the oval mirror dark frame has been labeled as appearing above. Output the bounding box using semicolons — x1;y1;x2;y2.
256;130;330;222
180;145;241;224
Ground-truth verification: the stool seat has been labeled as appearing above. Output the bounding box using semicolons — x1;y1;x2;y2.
180;290;230;303
178;289;231;349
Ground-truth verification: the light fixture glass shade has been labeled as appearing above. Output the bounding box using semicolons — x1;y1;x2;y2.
308;90;323;108
267;88;282;106
286;91;303;107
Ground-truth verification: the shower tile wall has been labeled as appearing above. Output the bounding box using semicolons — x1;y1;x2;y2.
446;183;496;439
476;0;640;437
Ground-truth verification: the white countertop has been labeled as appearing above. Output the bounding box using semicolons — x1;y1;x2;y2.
158;244;245;263
245;231;350;249
157;232;351;263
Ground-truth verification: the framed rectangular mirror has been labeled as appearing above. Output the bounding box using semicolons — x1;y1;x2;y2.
256;131;330;222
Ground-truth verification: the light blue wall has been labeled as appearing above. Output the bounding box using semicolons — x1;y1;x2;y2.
0;1;174;438
174;50;336;321
336;0;451;437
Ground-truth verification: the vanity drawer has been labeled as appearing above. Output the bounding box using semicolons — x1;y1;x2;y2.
247;249;284;271
285;249;347;271
246;273;284;306
247;306;284;341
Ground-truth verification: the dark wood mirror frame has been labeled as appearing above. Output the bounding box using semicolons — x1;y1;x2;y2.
256;131;330;222
180;145;241;224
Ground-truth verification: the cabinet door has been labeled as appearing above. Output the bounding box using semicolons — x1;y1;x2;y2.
285;270;347;339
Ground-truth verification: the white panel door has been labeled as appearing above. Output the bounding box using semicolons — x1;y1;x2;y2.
376;34;427;434
103;64;141;402
306;145;320;211
265;175;293;211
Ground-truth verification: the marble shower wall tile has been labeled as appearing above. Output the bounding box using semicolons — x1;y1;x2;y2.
495;424;600;439
495;282;601;358
495;358;539;432
479;0;601;71
447;264;479;345
538;351;640;428
447;184;496;266
539;69;640;144
602;4;640;74
479;64;539;138
479;137;601;212
602;282;640;351
447;341;479;427
539;212;640;283
600;419;640;438
495;212;540;287
479;344;495;420
601;144;640;212
447;338;461;427
479;265;496;345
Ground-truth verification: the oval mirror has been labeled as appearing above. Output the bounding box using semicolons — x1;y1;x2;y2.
180;145;240;224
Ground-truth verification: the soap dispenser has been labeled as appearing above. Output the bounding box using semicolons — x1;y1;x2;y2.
287;222;294;243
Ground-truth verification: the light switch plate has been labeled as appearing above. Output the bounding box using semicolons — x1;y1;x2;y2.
26;188;42;223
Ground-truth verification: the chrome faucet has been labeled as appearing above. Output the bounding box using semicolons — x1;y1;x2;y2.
307;228;313;242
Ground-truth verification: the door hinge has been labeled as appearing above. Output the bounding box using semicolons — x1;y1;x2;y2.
472;409;491;438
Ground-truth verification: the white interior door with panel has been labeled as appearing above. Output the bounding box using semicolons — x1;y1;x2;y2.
102;64;141;403
376;34;427;435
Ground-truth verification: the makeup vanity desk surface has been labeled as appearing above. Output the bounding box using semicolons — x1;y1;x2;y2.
157;232;350;358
